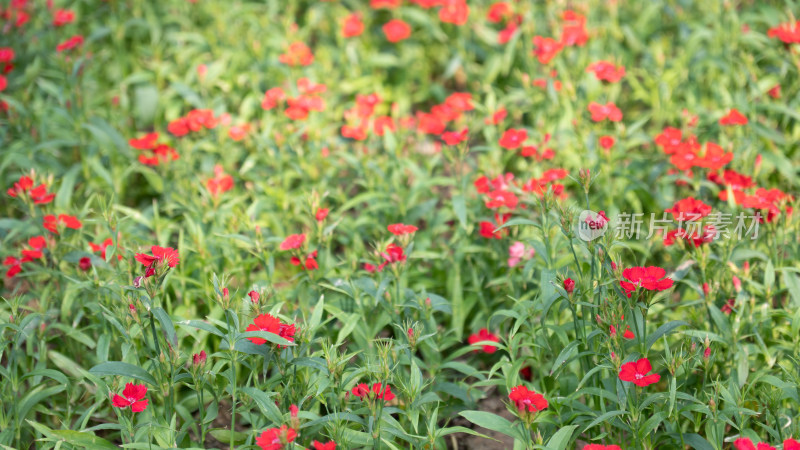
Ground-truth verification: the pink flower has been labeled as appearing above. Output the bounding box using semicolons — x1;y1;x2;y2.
507;241;535;268
279;234;306;251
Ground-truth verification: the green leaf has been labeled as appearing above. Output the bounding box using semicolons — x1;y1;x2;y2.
452;194;467;229
240;387;282;425
152;307;178;347
682;433;715;450
236;330;295;347
26;421;118;450
177;319;225;338
545;424;578;450
646;320;688;351
458;411;520;440
89;362;157;386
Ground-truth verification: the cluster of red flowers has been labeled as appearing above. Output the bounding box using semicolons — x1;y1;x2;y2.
245;313;297;347
129;132;179;166
351;382;395;402
134;245;179;279
279;233;319;271
340;93;390;140
168;109;218;137
262;78;326;121
43;214;82;234
417;92;473;136
7;174;55;204
710;170;794;223
531;10;588;64
734;438;800;450
3;235;46;278
486;2;521;44
499;129;555;161
1;0;31;29
655;128;733;172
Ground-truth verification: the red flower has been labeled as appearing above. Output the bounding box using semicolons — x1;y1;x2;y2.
370;0;402;8
189;350;207;366
134;245;179;270
665;197;712;220
0;47;14;64
468;328;500;353
487;2;512;23
618;358;660;387
52;9;75;26
79;257;92;271
387;223;418;235
381;243;406;264
563;278;575;294
485;108;507;125
619;266;673;297
441;127;468;145
261;87;286;110
7;175;55;204
56;35;84;52
3;256;23;278
439;0;469;26
342;12;364;38
733;438;776;450
7;175;33;198
586;61;625;83
784;439;800;450
767;20;800;44
719;108;748;126
228;123;250;141
383;19;411;43
43;214;82;234
531;36;562;64
280;234;306;251
129;132;159;150
111;383;148;412
623;327;635;340
245;313;296;347
352;382;395;402
768;84;781;99
248;290;260;303
290;250;319;271
584;445;622;450
256;425;297;450
205;165;234;197
279;42;314;66
588;102;623;122
498;128;527;149
315;208;329;221
560;10;588;47
313;441;336;450
599;135;615;150
508;385;548;413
